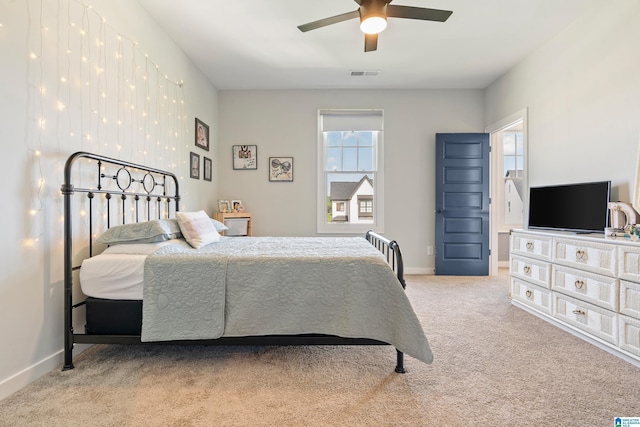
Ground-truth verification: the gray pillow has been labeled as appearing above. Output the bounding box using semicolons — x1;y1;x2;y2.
96;219;182;245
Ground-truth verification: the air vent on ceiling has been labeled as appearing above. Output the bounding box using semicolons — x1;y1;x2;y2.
350;70;379;77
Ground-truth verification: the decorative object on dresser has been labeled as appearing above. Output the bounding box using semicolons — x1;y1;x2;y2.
510;229;640;367
608;201;638;229
232;145;257;170
61;151;432;373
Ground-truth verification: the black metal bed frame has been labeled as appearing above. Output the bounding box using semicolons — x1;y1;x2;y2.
61;151;409;373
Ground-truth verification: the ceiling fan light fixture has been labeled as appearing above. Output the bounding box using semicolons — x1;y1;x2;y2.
359;0;388;34
360;16;387;34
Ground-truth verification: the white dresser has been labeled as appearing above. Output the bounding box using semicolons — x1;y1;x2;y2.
510;229;640;366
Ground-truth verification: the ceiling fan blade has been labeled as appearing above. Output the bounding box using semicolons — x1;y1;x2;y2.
297;10;360;32
364;33;378;52
386;5;452;22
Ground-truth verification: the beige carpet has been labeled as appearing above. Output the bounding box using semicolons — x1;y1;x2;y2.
1;271;640;426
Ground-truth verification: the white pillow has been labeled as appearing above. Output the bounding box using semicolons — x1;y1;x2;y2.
176;211;220;248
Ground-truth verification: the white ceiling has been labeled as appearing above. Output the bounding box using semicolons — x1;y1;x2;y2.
136;0;598;90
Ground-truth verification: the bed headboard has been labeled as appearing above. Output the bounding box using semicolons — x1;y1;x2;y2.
61;151;180;256
61;151;180;358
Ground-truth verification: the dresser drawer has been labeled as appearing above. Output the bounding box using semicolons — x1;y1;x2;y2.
511;277;552;315
511;232;552;262
619;314;640;357
620;280;640;320
510;255;551;289
553;294;618;345
552;265;619;311
618;245;640;282
553;238;617;277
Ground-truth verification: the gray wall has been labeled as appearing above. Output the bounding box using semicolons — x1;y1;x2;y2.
484;1;640;202
218;89;485;273
0;0;219;400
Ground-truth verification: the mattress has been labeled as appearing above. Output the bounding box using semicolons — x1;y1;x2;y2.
79;239;184;300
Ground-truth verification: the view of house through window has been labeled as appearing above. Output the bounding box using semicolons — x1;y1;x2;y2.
502;126;524;226
317;110;383;233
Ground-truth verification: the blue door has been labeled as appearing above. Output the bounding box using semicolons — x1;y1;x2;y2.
435;133;490;275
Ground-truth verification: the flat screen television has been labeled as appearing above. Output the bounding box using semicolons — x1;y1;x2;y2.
527;180;611;234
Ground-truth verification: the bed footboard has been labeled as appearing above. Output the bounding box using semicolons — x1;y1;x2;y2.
365;230;406;289
366;230;407;373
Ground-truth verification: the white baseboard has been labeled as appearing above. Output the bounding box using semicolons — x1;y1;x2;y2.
0;344;92;401
0;351;62;401
405;267;435;275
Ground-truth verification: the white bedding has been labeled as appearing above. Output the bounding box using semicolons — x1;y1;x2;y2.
79;239;183;300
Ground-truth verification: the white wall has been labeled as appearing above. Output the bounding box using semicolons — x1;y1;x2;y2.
0;0;218;400
218;89;485;272
485;0;640;202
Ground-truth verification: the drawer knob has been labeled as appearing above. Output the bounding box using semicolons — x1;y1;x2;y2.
524;265;531;274
575;250;587;260
574;280;585;289
572;309;586;316
525;290;533;298
526;241;533;250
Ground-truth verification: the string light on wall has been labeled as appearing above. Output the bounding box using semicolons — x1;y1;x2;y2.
26;0;189;245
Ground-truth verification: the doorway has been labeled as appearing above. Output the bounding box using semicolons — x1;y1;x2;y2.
435;133;490;275
486;109;528;276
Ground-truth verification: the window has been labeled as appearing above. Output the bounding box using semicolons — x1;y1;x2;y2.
358;197;373;218
502;130;524;225
317;110;384;234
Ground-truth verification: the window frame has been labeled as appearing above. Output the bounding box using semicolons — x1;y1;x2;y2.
316;110;384;234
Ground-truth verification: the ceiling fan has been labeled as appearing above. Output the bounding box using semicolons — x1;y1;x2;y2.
297;0;453;52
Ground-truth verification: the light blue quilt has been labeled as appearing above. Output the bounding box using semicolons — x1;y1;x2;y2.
141;236;433;364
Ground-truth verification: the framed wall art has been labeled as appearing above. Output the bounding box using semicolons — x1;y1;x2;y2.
233;145;257;170
203;156;212;182
195;118;210;151
269;157;293;182
190;152;200;179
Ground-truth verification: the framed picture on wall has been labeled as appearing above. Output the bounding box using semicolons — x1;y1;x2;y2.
233;145;257;170
269;157;293;182
195;118;210;151
190;152;200;179
203;156;212;182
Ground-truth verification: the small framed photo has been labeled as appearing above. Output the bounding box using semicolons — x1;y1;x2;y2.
233;145;257;170
203;156;212;182
190;152;200;179
195;118;210;151
218;199;231;213
269;157;293;182
231;199;242;211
